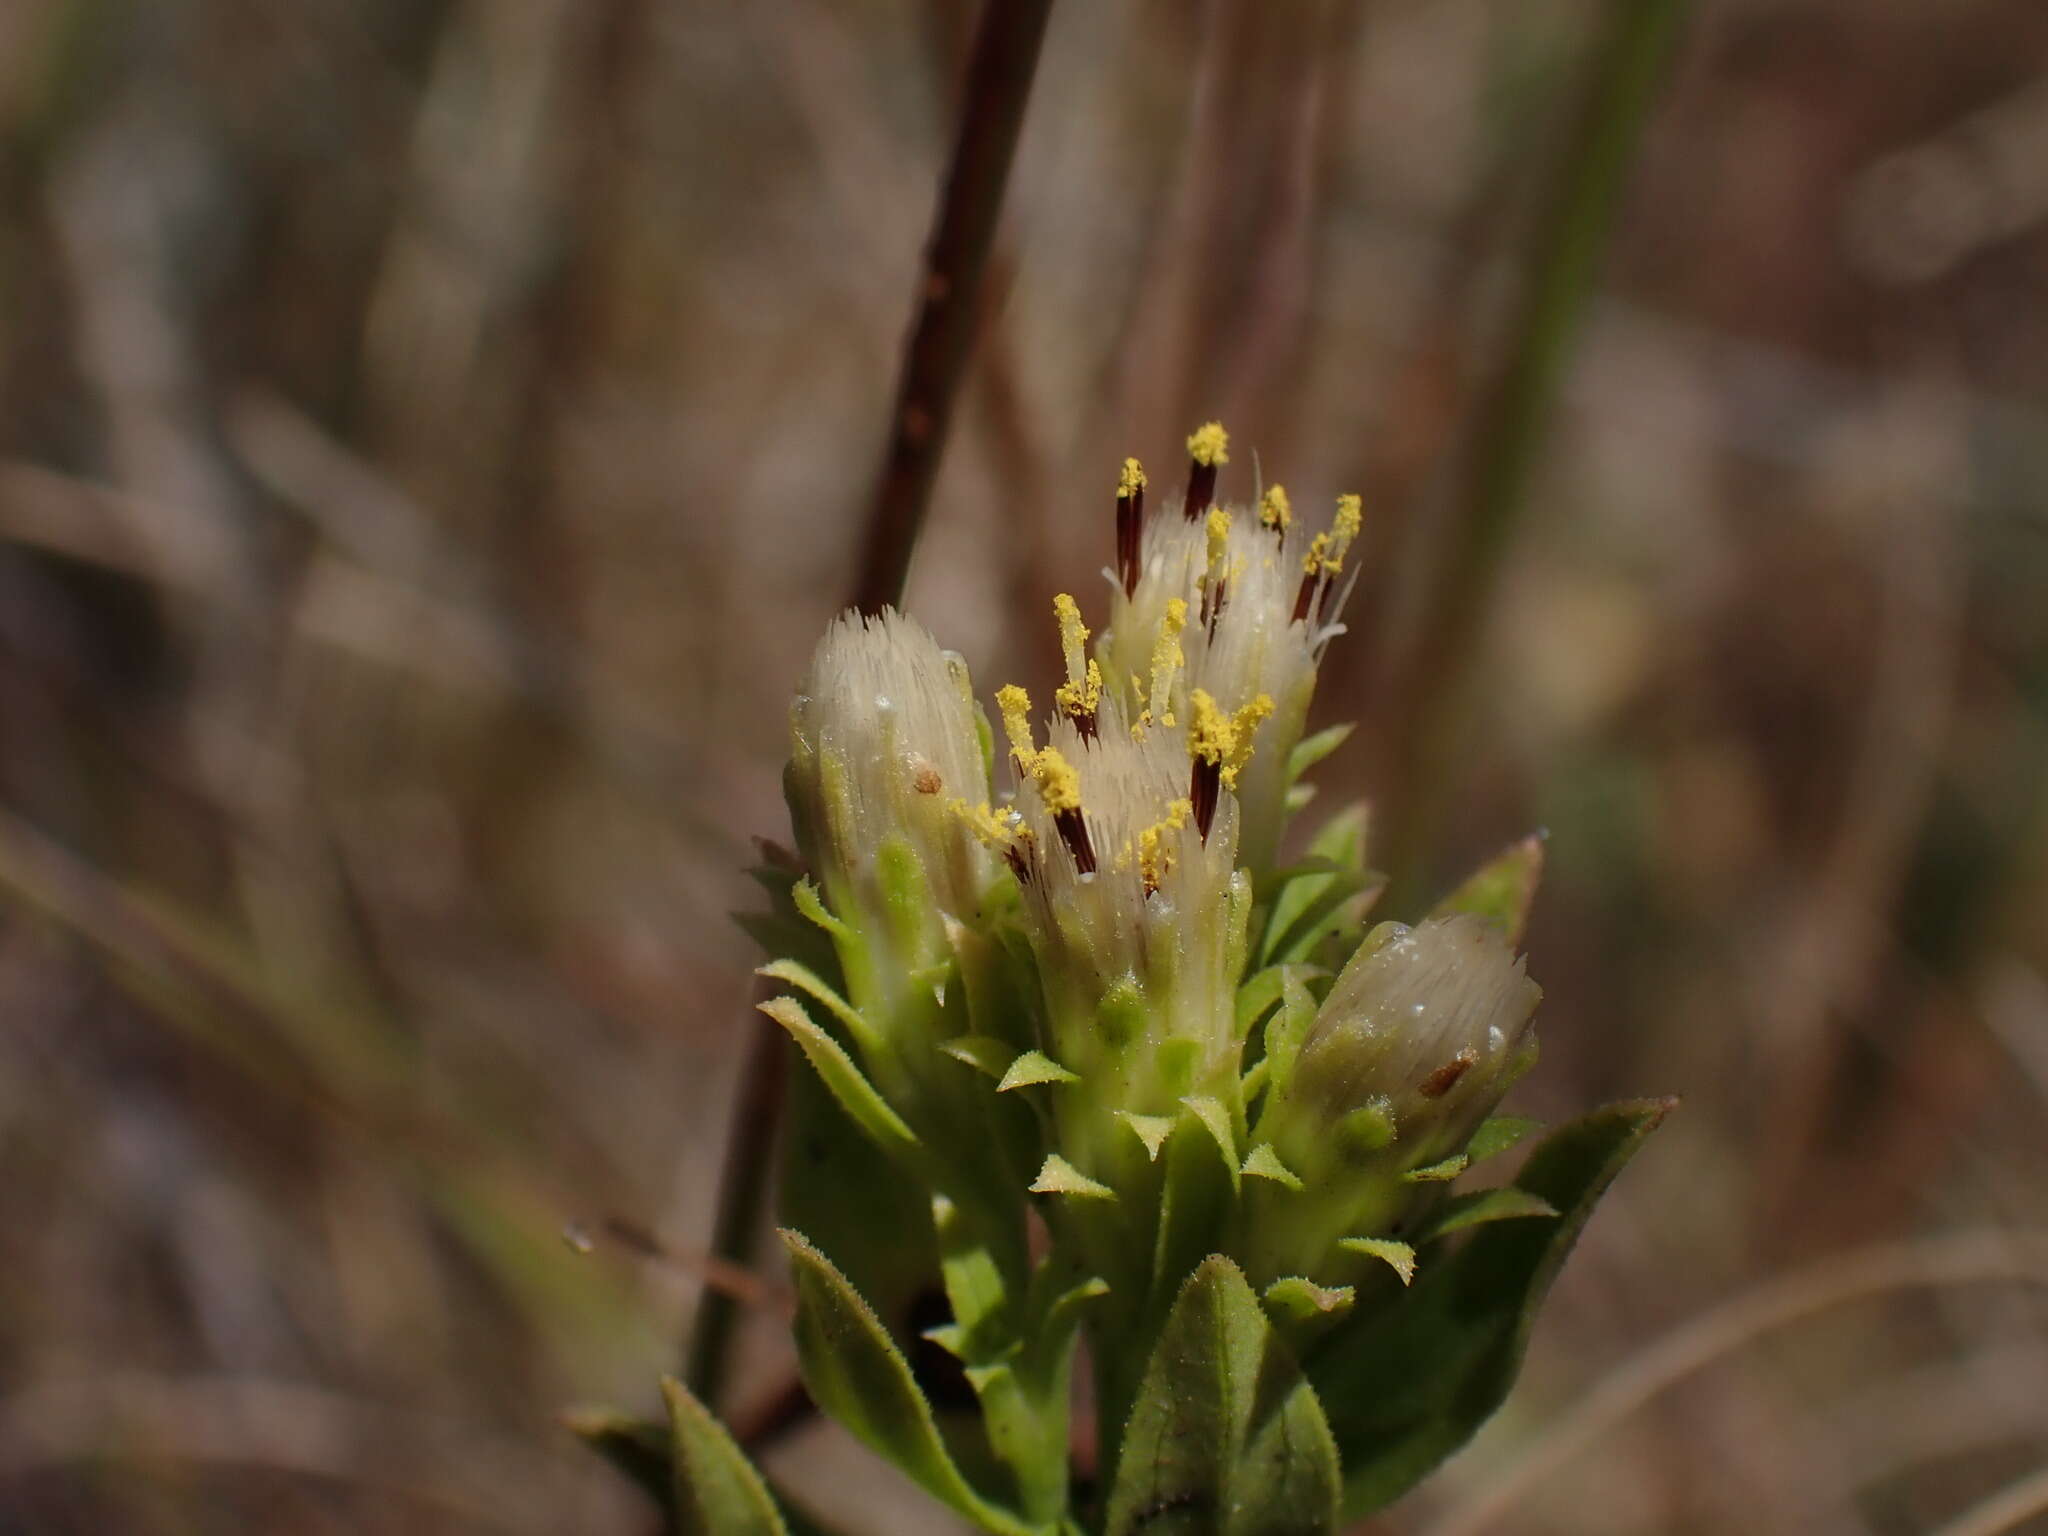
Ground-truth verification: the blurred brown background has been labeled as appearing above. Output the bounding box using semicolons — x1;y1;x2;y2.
3;1;2047;1532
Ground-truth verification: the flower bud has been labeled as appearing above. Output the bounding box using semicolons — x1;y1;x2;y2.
1246;915;1541;1281
786;609;994;1005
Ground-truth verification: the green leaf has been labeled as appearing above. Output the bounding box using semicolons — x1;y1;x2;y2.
780;1231;1038;1536
791;876;852;943
1464;1115;1542;1165
1180;1095;1240;1187
997;1050;1080;1092
940;1035;1016;1079
779;1059;937;1363
1412;1187;1557;1245
1118;1112;1177;1162
1240;1143;1304;1192
1233;964;1290;1036
1429;833;1545;947
1338;1237;1416;1286
1262;1276;1354;1326
1309;1098;1674;1516
1030;1153;1115;1200
566;1407;672;1518
1106;1256;1340;1536
661;1376;789;1535
758;997;920;1162
1402;1154;1467;1183
757;959;882;1057
1287;723;1355;784
1260;806;1385;967
1259;970;1318;1103
933;1197;1069;1528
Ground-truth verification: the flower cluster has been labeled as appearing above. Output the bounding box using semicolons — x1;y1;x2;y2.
739;423;1657;1534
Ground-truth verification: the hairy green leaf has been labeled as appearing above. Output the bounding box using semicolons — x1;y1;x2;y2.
1429;834;1545;947
1106;1256;1340;1536
1309;1099;1673;1516
781;1231;1039;1536
661;1376;789;1535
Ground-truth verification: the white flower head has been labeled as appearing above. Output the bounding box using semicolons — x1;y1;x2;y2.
976;676;1248;1100
1097;432;1363;868
787;608;994;959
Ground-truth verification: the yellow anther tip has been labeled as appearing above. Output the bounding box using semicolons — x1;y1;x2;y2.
1334;493;1363;540
1188;689;1233;763
1186;421;1230;467
1260;485;1292;530
1030;747;1084;814
1118;457;1148;496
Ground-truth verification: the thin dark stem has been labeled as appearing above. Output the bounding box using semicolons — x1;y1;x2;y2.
849;0;1055;615
685;0;1056;1408
682;975;789;1407
1379;0;1690;911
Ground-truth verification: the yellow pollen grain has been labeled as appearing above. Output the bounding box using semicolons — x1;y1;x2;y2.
1056;658;1103;722
1223;693;1275;787
1260;484;1292;531
1137;797;1193;889
1053;593;1089;687
1330;493;1363;563
952;799;1027;852
996;684;1036;766
1205;508;1231;575
1186;421;1229;467
1188;688;1233;766
1118;456;1148;497
1148;598;1188;721
1029;746;1084;815
1302;531;1332;577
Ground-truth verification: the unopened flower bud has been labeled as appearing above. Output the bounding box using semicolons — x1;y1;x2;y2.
1246;915;1540;1280
786;608;994;1004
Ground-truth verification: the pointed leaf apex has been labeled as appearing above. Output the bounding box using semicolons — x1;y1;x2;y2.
1031;1153;1116;1200
1242;1142;1306;1191
1180;1094;1239;1170
1339;1236;1418;1285
1403;1153;1469;1183
1264;1275;1356;1320
1116;1111;1176;1161
1430;833;1546;945
997;1049;1081;1092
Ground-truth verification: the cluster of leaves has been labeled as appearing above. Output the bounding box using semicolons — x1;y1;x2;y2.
580;808;1668;1535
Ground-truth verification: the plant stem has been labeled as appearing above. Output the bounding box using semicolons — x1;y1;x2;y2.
685;0;1055;1409
850;0;1055;615
1379;0;1690;910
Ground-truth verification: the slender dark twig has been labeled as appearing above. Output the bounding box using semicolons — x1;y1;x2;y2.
849;0;1055;615
1378;0;1691;910
685;0;1056;1409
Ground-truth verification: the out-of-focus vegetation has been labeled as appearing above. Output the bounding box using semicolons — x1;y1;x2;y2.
3;2;2048;1532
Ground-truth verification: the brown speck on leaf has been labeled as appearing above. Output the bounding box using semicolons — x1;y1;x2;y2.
911;760;943;795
